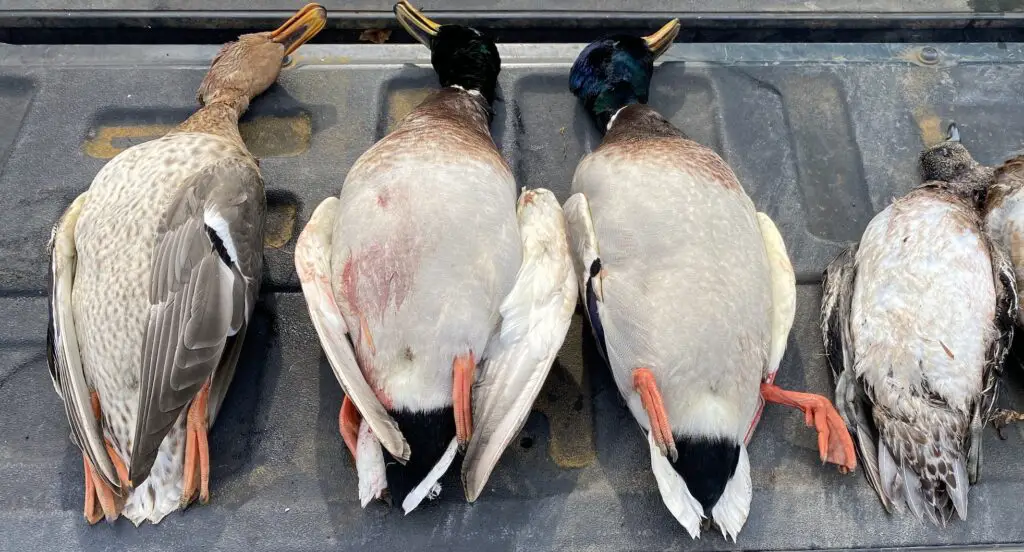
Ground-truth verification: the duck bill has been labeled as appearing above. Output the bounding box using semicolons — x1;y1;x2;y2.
270;3;328;57
643;19;681;59
394;0;440;48
946;122;960;143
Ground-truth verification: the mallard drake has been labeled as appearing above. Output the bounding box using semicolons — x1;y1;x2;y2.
822;123;1015;524
47;4;326;525
562;22;856;540
294;0;576;512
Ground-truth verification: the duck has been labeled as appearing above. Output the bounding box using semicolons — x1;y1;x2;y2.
822;123;1015;524
562;21;857;540
294;0;576;512
983;135;1024;431
46;4;326;525
988;138;1024;327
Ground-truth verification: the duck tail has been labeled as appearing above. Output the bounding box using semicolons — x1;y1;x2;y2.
710;444;751;542
876;412;970;524
648;430;704;538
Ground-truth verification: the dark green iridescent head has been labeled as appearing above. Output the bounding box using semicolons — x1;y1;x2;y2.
394;0;501;104
569;19;680;130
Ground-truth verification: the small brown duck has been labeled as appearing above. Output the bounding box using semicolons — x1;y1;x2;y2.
823;124;1015;524
47;4;325;525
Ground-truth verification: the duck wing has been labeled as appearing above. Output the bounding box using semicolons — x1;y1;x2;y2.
128;158;264;483
462;189;577;502
561;192;605;356
295;197;410;463
47;192;122;491
756;213;796;381
821;244;894;512
969;241;1017;482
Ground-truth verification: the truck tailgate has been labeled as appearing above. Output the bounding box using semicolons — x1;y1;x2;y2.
1;36;1023;551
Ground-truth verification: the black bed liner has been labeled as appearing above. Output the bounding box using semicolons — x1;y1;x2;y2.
1;14;1024;552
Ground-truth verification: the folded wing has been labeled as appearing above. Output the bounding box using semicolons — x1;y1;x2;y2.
462;188;578;501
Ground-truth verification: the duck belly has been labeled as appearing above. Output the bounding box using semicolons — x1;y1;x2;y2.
578;153;771;442
71;133;252;523
332;157;521;413
852;192;994;416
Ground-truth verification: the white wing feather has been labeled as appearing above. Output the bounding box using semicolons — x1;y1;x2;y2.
295;197;410;462
461;188;578;502
757;212;796;380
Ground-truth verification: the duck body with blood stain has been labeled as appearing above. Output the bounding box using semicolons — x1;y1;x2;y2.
824;124;1018;524
295;0;576;512
563;21;856;540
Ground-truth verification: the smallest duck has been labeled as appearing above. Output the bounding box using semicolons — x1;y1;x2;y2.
823;123;1015;523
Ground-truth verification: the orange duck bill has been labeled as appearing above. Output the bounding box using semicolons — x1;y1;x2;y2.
270;3;328;56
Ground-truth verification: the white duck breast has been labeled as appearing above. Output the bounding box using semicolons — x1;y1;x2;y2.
295;88;576;511
569;131;770;445
824;186;1014;524
562;104;854;542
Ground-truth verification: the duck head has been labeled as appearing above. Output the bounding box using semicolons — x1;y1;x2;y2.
569;19;680;131
919;123;994;202
196;3;327;108
394;1;501;105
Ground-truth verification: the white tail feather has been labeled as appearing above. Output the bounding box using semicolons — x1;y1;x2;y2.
711;445;751;541
356;420;388;508
402;437;459;515
648;431;704;538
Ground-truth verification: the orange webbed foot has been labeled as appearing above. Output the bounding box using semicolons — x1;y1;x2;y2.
181;380;212;507
339;394;362;460
760;383;856;473
633;368;678;462
453;352;476;448
83;391;125;524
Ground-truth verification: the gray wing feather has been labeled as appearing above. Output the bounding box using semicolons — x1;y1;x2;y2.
47;192;122;491
969;241;1017;483
821;245;896;513
129;159;264;482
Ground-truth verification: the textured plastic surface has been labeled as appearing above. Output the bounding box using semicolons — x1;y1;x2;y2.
1;1;1014;13
1;42;1024;551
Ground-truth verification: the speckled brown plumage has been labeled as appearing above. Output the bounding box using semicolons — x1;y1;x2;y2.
46;4;325;526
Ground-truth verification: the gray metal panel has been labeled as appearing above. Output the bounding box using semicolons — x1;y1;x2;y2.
1;42;1023;550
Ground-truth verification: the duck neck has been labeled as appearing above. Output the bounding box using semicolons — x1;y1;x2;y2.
176;91;249;146
947;164;996;206
590;84;640;132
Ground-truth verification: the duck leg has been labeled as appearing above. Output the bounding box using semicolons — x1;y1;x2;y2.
760;383;857;472
83;391;126;524
453;352;476;447
181;379;211;507
339;395;362;459
633;368;678;462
